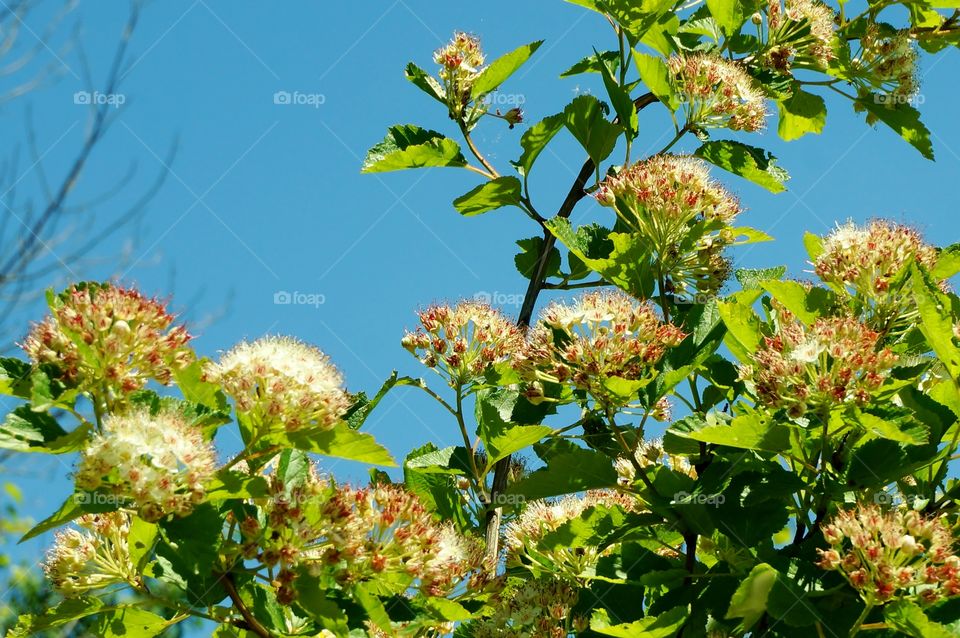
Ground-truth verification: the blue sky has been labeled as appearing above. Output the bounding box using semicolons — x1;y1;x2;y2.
2;0;959;596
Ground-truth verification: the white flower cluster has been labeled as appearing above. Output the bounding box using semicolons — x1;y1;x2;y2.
75;410;216;521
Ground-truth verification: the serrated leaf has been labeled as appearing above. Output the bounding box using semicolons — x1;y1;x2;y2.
695;140;789;193
515;236;562;279
281;424;397;466
591;606;688;636
705;0;744;35
717;299;763;357
471;41;543;99
404;62;445;104
933;243;960;280
884;600;955;638
596;48;638;138
453;176;521;216
563;94;622;166
515;113;565;177
561;50;620;77
0;406;90;453
507;447;617;499
913;266;960;376
858;98;934;160
760;280;830;325
633;51;676;110
777;89;827;141
735;266;786;290
362;124;467;173
803;231;825;262
725;563;777;630
673;412;794;452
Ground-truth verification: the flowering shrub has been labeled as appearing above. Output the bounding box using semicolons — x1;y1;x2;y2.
4;1;960;637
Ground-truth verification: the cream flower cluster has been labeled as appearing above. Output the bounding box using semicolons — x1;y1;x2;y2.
75;410;216;521
814;220;940;330
240;467;483;605
740;311;898;418
42;512;139;597
469;576;583;638
669;54;768;132
434;31;485;119
615;437;697;486
22;283;193;403
520;291;685;408
595;155;742;297
818;505;960;605
206;336;351;434
505;490;637;577
765;0;837;69
402;301;524;387
857;25;920;102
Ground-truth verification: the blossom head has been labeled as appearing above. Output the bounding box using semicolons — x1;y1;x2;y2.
402;301;524;387
669;54;768;132
857;25;919;103
814;220;939;330
504;490;637;576
818;505;960;605
206;336;351;434
741;311;897;417
468;576;580;637
42;512;139;597
75;410;216;521
434;32;485;119
521;291;684;408
595;155;742;297
22;282;193;404
765;0;837;70
243;470;483;604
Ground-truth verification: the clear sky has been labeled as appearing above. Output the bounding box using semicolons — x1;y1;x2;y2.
2;0;959;603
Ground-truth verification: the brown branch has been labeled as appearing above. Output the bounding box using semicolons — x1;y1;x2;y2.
221;572;272;638
483;92;661;563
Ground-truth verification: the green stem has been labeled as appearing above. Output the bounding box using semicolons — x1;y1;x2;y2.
850;603;874;636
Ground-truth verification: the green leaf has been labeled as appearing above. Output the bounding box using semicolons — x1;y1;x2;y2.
283;423;397;466
735;266;786;290
591;606;688;636
633;51;676;110
933;243;960;280
672;412;794;452
596;48;638;138
344;371;419;431
0;405;90;453
362;124;467;173
507;447;618;499
404;445;472;475
515;236;562;279
705;0;744;35
725;563;777;630
453;176;522;216
88;607;174;637
884;600;956;638
856;409;928;445
912;265;960;376
571;0;677;44
803;231;825;262
485;425;552;468
717;298;763;358
547;219;654;299
563;94;622;166
0;357;32;398
761;280;831;325
514;113;565;177
857;98;934;160
404;62;446;104
127;518;158;570
777;90;827;141
471;41;543;99
206;469;270;500
561;50;620;77
174;359;229;411
20;494;94;542
695;141;789;193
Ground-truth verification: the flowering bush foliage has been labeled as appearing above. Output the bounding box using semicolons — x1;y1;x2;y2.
4;1;960;637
